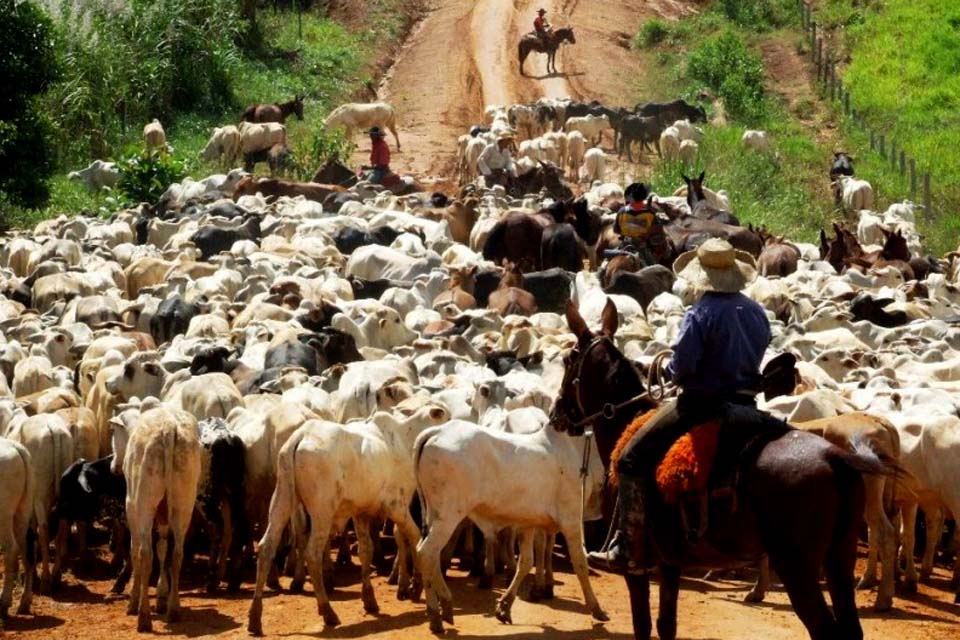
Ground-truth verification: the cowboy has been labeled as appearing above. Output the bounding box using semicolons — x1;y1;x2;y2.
613;182;668;267
359;126;391;185
477;131;518;189
533;8;551;46
587;238;771;575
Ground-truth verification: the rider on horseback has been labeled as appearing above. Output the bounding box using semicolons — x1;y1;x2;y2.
534;8;552;47
612;182;668;267
588;238;771;575
360;126;391;185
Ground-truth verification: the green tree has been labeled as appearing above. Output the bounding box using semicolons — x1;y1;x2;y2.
0;0;61;208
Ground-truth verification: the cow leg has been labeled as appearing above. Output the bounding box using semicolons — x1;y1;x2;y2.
354;516;379;614
15;511;34;616
0;527;15;617
862;478;895;611
544;532;556;599
745;556;770;603
51;518;69;590
560;521;608;621
248;479;296;636
129;511;154;632
480;530;496;589
303;525;339;627
155;527;170;615
900;501;919;591
36;514;52;594
166;504;191;624
289;509;308;592
530;530;547;602
216;501;233;589
495;528;535;624
920;507;944;583
393;510;422;602
417;516;459;634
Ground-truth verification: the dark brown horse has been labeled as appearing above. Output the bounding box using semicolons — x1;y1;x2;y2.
820;223;914;279
665;215;763;257
519;27;576;76
550;299;894;640
241;95;304;124
483;197;595;271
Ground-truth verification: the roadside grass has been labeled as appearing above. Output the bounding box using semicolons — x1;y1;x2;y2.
816;0;960;251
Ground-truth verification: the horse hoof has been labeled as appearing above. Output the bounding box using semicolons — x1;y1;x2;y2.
289;578;305;594
322;603;341;627
441;601;454;625
744;590;765;604
902;580;918;594
167;608;182;624
874;597;893;613
528;585;542;603
428;616;445;635
137;616;152;633
592;607;610;622
543;585;554;600
397;584;410;601
857;576;878;590
494;606;512;625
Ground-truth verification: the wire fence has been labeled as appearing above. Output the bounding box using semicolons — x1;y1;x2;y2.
798;0;932;219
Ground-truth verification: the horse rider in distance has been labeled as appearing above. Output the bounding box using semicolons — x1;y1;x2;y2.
533;8;552;48
477;130;519;189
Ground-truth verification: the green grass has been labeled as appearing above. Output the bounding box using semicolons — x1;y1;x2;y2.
8;2;416;223
817;0;960;251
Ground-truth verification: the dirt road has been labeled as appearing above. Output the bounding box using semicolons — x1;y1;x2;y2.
14;552;959;638
370;0;696;184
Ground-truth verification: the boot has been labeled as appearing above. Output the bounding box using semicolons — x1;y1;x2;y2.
587;473;652;575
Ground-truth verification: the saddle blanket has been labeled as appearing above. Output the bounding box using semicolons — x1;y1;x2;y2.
610;409;722;505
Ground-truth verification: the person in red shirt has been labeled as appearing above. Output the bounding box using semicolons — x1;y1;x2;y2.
533;8;550;45
361;126;391;184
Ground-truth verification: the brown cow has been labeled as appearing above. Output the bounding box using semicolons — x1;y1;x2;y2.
488;262;538;316
232;176;345;204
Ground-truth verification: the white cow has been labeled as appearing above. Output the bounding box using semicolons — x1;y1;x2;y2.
679;139;699;165
199;125;241;166
580;148;606;183
143;119;167;151
6;413;74;593
564;115;609;147
0;437;33;617
742;129;771;153
68;160;120;191
110;402;201;632
414;419;608;633
660;126;681;161
246;405;450;635
566;130;587;178
238;121;286;156
324;101;400;149
835;175;874;214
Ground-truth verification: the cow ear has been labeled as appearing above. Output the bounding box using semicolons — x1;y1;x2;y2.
600;298;619;337
143;362;160;376
428;406;448;422
565;300;591;340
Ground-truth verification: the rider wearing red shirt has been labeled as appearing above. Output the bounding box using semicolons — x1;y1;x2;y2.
534;8;550;43
362;127;391;184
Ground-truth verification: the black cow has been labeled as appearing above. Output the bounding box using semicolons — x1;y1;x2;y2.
332;225;404;255
830;152;855;181
541;224;586;272
52;456;130;593
603;265;676;311
348;276;413;300
849;292;908;328
151;295;202;345
197;418;247;592
634;99;707;127
189;214;262;260
618;114;662;161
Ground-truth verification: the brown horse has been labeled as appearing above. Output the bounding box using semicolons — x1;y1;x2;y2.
241;95;304;124
550;299;894;640
482;197;595;271
757;233;801;278
519;27;576;76
820;223;914;279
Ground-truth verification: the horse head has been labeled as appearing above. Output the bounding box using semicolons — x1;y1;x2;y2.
556;27;576;44
880;228;909;261
682;171;707;209
550;300;653;458
292;95;305;121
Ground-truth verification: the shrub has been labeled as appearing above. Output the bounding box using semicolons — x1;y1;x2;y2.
115;148;187;205
291;125;356;181
637;19;670;48
0;0;62;209
687;30;767;122
718;0;794;31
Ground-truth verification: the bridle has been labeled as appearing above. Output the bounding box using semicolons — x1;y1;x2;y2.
552;334;673;435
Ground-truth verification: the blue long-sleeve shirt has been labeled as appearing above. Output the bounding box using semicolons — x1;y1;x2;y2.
665;292;771;395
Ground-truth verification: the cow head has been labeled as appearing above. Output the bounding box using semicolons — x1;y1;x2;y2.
105;352;165;402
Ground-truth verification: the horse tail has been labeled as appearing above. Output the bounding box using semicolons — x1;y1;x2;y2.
825;434;905;480
482;220;507;262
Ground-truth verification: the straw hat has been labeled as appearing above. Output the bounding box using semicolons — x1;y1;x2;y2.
672;238;756;293
497;130;516;142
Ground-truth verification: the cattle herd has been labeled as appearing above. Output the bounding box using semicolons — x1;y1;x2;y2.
4;95;958;637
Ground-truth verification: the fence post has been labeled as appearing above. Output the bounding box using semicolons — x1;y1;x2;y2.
889;140;895;168
830;61;837;99
843;91;850;115
923;172;932;217
879;134;885;157
869;130;875;150
811;24;817;62
899;150;906;176
909;159;917;199
817;39;824;78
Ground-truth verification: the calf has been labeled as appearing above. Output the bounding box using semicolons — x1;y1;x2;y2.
111;404;201;632
190;215;262;261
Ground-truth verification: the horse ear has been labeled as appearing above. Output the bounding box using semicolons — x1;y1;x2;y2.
600;298;619;338
565;300;591;341
681;174;691;184
697;170;705;182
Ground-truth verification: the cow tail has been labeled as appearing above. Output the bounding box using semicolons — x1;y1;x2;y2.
164;422;177;515
412;427;442;537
